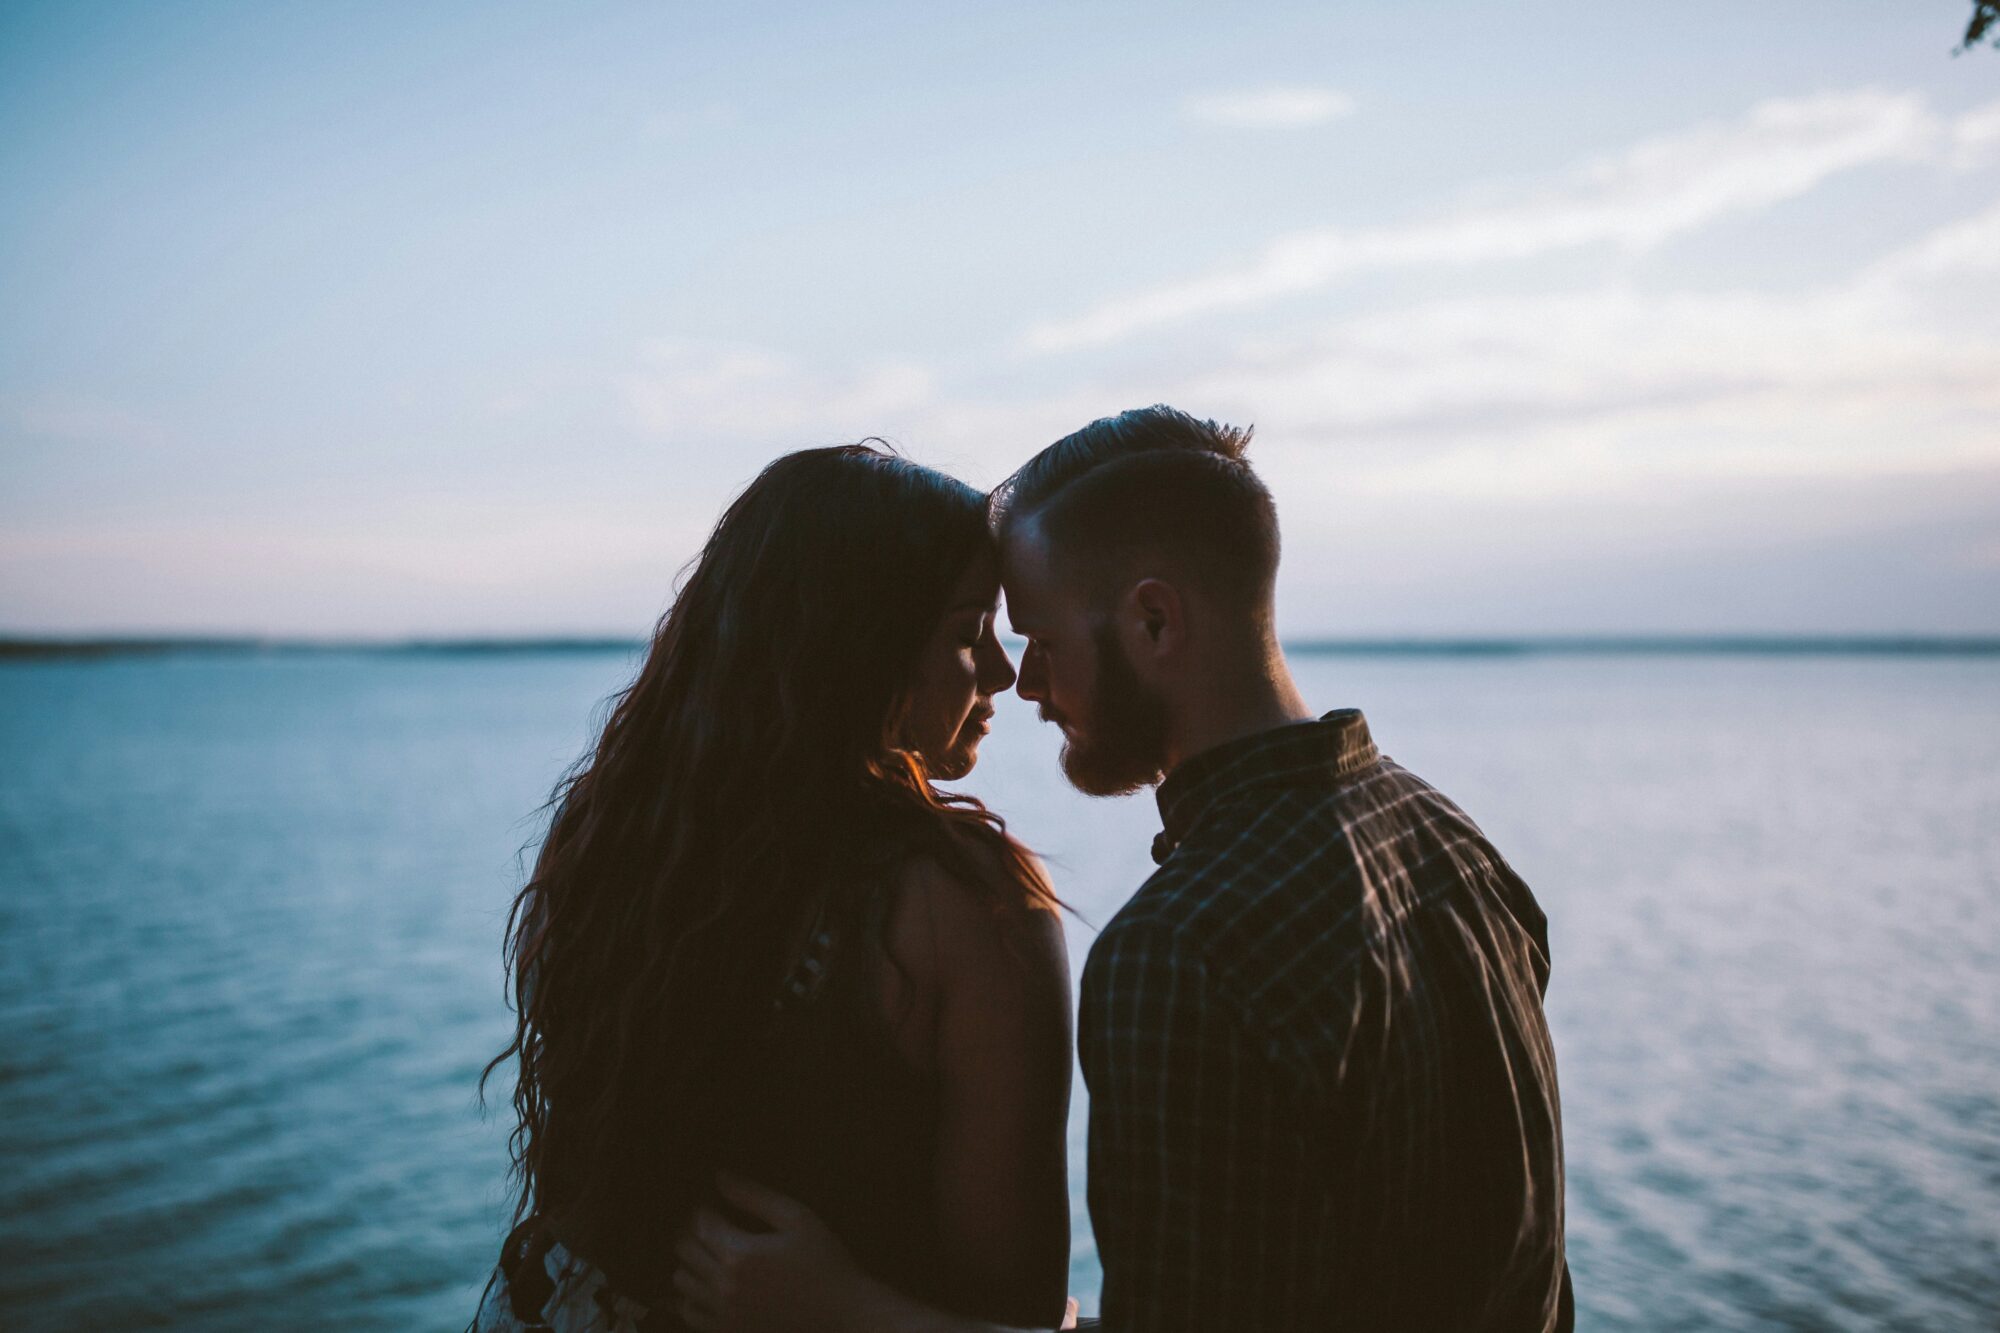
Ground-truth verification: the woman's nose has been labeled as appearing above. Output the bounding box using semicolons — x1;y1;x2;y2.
977;631;1016;695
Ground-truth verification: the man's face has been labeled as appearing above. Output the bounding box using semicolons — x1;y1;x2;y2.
1000;517;1171;797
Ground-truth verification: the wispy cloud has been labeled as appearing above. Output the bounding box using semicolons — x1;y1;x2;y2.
1194;288;2000;492
1856;196;2000;288
623;341;933;441
1173;198;2000;481
1183;86;1355;129
1950;98;2000;166
619;196;2000;503
617;339;1120;488
584;93;2000;635
1025;90;1961;352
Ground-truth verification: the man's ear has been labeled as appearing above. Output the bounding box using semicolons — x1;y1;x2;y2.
1124;577;1184;661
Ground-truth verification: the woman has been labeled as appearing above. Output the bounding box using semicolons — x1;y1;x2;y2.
475;444;1074;1332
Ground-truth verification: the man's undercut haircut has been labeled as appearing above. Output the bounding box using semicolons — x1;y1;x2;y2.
993;404;1280;609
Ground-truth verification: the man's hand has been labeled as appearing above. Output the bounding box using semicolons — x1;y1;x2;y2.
672;1172;1077;1333
672;1173;876;1333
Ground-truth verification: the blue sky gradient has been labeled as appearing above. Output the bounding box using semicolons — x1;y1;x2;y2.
4;1;1997;635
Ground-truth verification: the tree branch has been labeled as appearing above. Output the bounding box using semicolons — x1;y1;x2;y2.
1963;1;1999;51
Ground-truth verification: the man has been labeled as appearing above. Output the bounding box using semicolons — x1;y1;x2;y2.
674;407;1573;1331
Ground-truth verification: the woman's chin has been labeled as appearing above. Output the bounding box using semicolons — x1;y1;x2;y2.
930;740;980;781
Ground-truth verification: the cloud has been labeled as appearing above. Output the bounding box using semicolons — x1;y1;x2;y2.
619;339;1139;487
1188;288;1999;453
1024;90;1950;352
18;191;1996;636
1183;87;1355;129
613;199;2000;517
615;182;1999;566
1159;208;2000;514
651;198;1999;506
623;341;933;441
1950;97;2000;167
1855;196;2000;289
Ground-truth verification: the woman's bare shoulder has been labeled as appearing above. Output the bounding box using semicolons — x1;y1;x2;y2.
868;847;1065;1074
886;847;1067;990
889;847;1074;1325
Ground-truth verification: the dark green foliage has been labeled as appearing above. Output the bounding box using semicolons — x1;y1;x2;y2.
1964;1;1999;51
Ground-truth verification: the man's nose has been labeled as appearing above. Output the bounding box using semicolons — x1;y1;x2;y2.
1014;643;1046;702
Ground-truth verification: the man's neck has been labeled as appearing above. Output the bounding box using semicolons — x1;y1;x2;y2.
1163;659;1316;776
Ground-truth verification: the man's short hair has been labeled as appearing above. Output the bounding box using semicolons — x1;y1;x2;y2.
993;404;1280;609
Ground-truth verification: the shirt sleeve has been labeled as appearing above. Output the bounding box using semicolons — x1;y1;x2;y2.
1079;916;1270;1332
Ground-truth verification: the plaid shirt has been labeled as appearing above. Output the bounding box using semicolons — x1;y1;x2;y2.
1078;711;1572;1332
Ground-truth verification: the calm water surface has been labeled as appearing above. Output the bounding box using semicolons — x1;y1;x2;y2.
1;652;1996;1330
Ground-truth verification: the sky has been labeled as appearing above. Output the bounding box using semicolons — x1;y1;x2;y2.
2;0;1997;637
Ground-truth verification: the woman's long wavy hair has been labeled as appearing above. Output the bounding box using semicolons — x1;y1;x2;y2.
482;444;1052;1264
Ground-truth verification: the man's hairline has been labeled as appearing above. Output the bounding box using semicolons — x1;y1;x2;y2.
1001;501;1144;613
1003;497;1270;628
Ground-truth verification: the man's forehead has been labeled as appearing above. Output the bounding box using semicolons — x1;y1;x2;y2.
1002;509;1130;611
999;515;1059;595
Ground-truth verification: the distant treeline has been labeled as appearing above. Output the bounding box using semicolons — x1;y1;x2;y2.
1283;637;2000;657
0;637;642;660
6;635;2000;661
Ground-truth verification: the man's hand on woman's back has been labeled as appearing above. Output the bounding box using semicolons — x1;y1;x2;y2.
673;1172;875;1332
672;1171;1069;1333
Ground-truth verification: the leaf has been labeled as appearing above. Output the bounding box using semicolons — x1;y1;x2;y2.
1967;1;1999;48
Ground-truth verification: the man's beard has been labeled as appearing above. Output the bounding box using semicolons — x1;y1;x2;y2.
1058;622;1171;797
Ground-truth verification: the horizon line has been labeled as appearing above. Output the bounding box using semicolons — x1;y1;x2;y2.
5;633;2000;661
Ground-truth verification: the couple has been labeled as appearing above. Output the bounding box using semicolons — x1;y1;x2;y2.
475;406;1572;1332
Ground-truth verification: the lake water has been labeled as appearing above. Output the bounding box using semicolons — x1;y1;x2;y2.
1;650;1996;1330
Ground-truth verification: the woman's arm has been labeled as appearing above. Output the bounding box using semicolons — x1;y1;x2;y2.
888;855;1074;1328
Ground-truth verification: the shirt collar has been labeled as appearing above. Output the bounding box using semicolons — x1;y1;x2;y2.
1150;709;1380;864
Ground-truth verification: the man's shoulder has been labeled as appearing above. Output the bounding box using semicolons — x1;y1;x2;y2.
1118;763;1402;947
1081;787;1372;1040
1085;758;1522;1036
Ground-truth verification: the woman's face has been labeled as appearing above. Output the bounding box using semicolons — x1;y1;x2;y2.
900;552;1016;780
